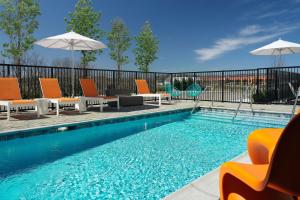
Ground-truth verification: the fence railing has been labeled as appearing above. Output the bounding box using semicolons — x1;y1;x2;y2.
0;63;300;108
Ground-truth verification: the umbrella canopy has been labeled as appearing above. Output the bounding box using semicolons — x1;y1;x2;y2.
35;31;106;97
35;31;106;50
250;39;300;55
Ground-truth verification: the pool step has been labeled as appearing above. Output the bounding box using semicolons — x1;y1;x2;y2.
196;110;287;120
189;112;288;127
186;117;286;128
194;111;289;122
192;114;289;124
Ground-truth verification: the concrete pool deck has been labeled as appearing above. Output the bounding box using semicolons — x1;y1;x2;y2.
0;100;296;199
0;100;296;133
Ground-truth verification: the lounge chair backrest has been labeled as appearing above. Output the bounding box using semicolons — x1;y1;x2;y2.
135;79;150;94
0;77;22;100
80;79;98;97
39;78;62;98
268;113;300;195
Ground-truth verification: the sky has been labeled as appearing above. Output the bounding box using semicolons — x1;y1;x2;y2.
1;0;300;72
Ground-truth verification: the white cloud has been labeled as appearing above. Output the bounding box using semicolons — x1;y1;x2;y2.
241;1;300;21
256;9;289;19
195;24;300;62
239;25;263;36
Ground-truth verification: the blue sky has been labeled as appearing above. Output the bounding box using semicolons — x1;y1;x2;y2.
1;0;300;72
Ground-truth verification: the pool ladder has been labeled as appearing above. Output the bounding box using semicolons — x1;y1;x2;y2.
233;85;254;120
289;83;300;118
191;86;212;114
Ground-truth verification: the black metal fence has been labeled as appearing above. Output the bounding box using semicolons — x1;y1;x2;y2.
1;63;300;106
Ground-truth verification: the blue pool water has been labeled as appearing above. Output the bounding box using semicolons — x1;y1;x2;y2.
0;109;289;199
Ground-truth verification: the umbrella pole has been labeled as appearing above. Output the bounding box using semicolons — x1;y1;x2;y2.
71;46;75;97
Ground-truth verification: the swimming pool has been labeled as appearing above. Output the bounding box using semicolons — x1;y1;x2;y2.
0;109;289;199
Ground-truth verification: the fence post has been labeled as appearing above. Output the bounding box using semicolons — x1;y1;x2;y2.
154;72;157;93
135;71;138;94
256;68;259;95
113;70;116;89
193;72;196;101
275;70;278;100
266;68;269;94
51;67;54;78
170;73;173;100
222;71;224;102
7;65;10;76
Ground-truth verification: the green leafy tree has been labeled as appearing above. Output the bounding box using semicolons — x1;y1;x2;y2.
182;78;187;90
107;18;131;71
173;79;181;90
0;0;40;65
134;21;159;72
65;0;104;68
187;77;194;88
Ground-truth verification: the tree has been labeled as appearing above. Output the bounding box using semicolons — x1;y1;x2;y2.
65;0;104;68
187;77;194;88
134;21;159;72
181;78;187;90
51;57;80;68
107;18;131;71
22;52;46;66
0;0;40;65
173;79;181;90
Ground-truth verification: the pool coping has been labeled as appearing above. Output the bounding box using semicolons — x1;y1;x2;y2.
1;105;291;135
0;107;196;140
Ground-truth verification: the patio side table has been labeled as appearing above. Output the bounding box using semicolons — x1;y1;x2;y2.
75;97;87;112
35;98;49;115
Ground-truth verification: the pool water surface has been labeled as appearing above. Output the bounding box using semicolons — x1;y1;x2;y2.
0;110;289;199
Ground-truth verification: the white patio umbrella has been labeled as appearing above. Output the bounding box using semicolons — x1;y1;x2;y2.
35;31;106;97
250;39;300;55
250;39;300;67
250;39;300;115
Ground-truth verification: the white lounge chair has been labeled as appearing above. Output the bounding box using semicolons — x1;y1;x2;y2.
0;77;39;120
80;79;119;112
39;78;81;116
134;79;170;107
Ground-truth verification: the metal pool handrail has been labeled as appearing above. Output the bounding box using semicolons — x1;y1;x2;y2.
233;84;255;120
191;86;212;114
289;82;300;118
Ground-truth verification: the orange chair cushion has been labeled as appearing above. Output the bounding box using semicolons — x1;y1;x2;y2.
10;99;36;105
0;77;22;100
80;79;98;97
55;97;80;103
39;78;62;98
135;79;150;94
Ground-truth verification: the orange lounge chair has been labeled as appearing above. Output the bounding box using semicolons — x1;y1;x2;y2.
219;113;300;200
247;128;283;164
248;109;300;165
135;79;170;107
39;78;81;116
0;77;39;120
80;79;119;112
